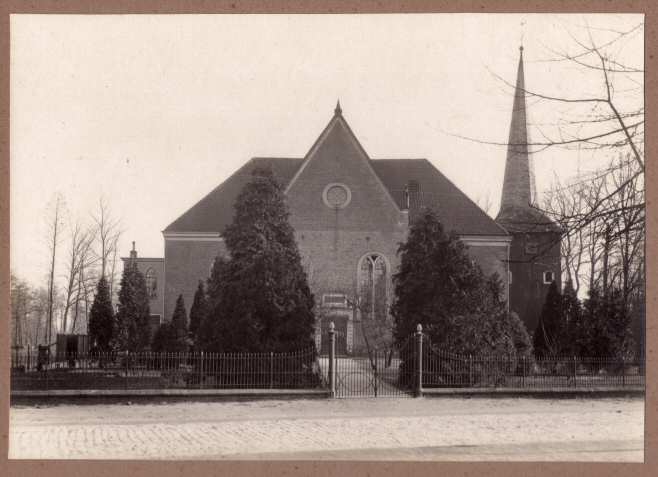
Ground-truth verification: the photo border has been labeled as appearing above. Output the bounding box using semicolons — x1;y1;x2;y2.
0;1;654;476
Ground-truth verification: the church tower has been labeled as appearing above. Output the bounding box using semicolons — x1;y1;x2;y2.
496;47;561;335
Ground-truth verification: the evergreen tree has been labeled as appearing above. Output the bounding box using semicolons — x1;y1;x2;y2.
151;322;173;353
561;280;584;355
202;167;316;353
509;311;533;360
170;294;189;352
88;276;115;352
189;281;207;345
115;262;151;351
533;281;563;357
392;208;517;355
582;287;634;358
152;295;189;353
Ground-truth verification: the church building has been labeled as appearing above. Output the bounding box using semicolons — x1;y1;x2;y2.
125;47;560;353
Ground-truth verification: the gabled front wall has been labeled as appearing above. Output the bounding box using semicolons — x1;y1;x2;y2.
286;119;405;233
284;117;408;352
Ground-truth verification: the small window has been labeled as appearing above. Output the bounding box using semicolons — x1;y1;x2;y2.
525;242;538;255
543;271;554;284
508;270;513;285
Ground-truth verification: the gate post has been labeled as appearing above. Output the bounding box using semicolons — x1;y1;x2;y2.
200;351;204;389
329;322;336;398
416;324;423;397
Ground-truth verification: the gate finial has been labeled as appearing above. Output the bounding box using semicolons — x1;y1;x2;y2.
416;323;422;333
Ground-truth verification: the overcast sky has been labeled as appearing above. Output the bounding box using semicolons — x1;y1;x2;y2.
10;13;643;286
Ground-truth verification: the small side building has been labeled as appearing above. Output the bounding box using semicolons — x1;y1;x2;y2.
120;243;165;338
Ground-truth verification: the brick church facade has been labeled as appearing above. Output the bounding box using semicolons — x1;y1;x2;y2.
126;48;560;352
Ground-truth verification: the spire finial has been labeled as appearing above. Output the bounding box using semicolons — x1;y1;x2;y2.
132;241;135;251
334;100;342;116
520;20;526;54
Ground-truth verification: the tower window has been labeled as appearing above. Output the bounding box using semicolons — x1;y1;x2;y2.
543;271;554;284
145;268;157;298
525;242;538;255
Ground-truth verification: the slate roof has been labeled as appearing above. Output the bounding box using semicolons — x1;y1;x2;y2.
370;159;508;236
164;157;508;237
164;158;302;234
496;206;562;234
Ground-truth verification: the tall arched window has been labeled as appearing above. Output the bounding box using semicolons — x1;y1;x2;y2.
145;268;157;299
358;253;388;321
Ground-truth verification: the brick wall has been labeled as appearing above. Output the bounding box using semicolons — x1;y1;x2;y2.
508;231;561;336
120;258;165;318
461;241;510;304
164;239;227;320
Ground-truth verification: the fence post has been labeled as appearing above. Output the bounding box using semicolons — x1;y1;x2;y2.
329;322;336;397
125;351;129;390
469;355;473;387
622;358;626;387
270;351;274;389
200;351;204;389
416;324;423;397
522;355;526;388
572;356;577;388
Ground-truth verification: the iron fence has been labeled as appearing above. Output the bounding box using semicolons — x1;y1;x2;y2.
10;324;646;394
421;346;645;389
10;347;323;391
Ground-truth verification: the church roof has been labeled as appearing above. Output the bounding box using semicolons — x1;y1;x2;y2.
370;159;508;236
164;156;508;237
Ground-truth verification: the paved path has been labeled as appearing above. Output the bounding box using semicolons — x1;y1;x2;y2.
318;356;407;396
9;396;644;461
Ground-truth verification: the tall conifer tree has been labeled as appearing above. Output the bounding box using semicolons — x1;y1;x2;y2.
533;281;563;357
88;276;115;351
392;208;524;355
115;261;151;351
170;294;189;352
189;281;207;344
203;167;315;352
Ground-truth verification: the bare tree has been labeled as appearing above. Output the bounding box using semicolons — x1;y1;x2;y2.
60;221;95;334
91;196;121;281
10;272;30;349
44;193;65;346
91;196;122;302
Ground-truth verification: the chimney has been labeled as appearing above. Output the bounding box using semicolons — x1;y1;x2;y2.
406;180;421;223
130;241;137;260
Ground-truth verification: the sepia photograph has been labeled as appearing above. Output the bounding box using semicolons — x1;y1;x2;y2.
8;13;645;462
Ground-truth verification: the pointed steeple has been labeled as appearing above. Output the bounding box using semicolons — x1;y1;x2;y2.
334;100;342;116
499;46;533;214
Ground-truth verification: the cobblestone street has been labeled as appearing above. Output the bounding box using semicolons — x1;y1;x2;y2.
9;396;643;461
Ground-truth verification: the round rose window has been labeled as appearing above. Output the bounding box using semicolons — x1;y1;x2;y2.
323;183;352;209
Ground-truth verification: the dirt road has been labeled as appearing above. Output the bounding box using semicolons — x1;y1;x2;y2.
9;396;644;461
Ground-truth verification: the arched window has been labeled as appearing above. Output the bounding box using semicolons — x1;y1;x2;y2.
145;268;157;299
358;253;388;321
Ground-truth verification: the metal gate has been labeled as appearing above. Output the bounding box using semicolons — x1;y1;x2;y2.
321;337;417;398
